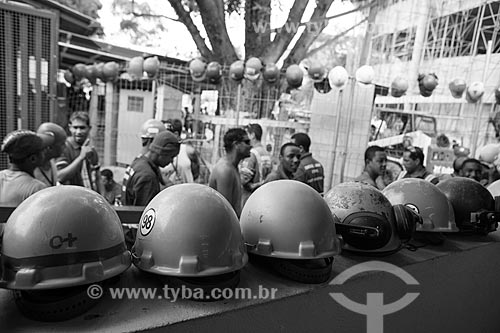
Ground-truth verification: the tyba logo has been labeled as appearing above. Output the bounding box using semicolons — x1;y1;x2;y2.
329;261;419;333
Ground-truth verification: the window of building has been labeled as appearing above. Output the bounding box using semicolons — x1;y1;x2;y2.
127;96;144;112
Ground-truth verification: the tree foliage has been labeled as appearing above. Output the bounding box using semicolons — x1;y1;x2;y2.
54;0;103;19
113;0;342;66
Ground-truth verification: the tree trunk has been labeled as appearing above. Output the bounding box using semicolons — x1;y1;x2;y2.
245;0;271;59
196;0;238;63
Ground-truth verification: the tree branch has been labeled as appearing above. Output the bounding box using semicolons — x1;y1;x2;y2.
130;12;180;22
167;0;214;59
304;18;368;58
282;0;335;67
195;0;238;63
261;1;309;63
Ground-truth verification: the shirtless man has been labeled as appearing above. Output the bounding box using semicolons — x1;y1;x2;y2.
209;128;252;216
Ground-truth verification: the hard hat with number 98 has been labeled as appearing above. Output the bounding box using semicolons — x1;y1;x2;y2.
132;184;247;279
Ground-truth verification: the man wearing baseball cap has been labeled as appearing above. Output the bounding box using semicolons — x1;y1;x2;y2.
0;129;52;205
123;130;180;206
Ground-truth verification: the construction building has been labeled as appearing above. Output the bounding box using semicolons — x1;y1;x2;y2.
368;0;500;157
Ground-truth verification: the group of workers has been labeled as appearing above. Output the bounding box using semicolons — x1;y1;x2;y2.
0;110;497;229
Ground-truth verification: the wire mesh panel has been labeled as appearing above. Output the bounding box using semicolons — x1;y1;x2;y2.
155;62;311;164
0;3;57;169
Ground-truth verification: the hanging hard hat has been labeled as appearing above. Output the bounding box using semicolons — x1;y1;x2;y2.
466;81;485;103
143;56;160;77
72;63;87;81
63;70;74;85
127;56;144;80
229;60;245;81
448;78;467;98
324;182;420;255
355;65;375;84
418;73;438;97
95;63;105;82
437;177;500;234
244;57;263;81
240;180;341;283
314;77;332;94
391;77;409;97
478;143;500;163
85;64;98;85
132;184;247;288
285;64;303;89
382;178;458;233
102;61;120;82
262;62;280;84
189;58;207;82
0;186;131;321
139;119;167;139
307;65;326;83
328;66;349;89
205;61;222;84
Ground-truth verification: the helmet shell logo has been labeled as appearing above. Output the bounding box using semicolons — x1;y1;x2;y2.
140;208;156;237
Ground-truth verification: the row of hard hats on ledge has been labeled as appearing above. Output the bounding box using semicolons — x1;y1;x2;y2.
188;57;376;89
0;177;498;320
63;56;161;85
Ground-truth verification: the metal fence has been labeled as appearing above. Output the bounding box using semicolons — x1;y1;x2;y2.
0;2;57;169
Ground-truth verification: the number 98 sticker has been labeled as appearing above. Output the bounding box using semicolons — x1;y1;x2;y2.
140;208;156;236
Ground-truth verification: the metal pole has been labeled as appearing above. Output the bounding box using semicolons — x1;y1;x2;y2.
235;83;242;127
326;88;345;191
471;40;492;157
339;79;357;183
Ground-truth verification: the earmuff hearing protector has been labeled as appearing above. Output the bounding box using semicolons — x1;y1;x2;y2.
335;204;420;254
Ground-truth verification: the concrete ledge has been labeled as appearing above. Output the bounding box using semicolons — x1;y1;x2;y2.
1;231;500;332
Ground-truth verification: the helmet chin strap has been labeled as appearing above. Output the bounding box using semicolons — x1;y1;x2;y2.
12;276;120;322
249;254;333;284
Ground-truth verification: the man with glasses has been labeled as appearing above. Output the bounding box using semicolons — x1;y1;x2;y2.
397;146;439;184
209;128;252;216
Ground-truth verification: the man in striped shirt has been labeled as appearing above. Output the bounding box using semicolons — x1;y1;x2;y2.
291;132;324;194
